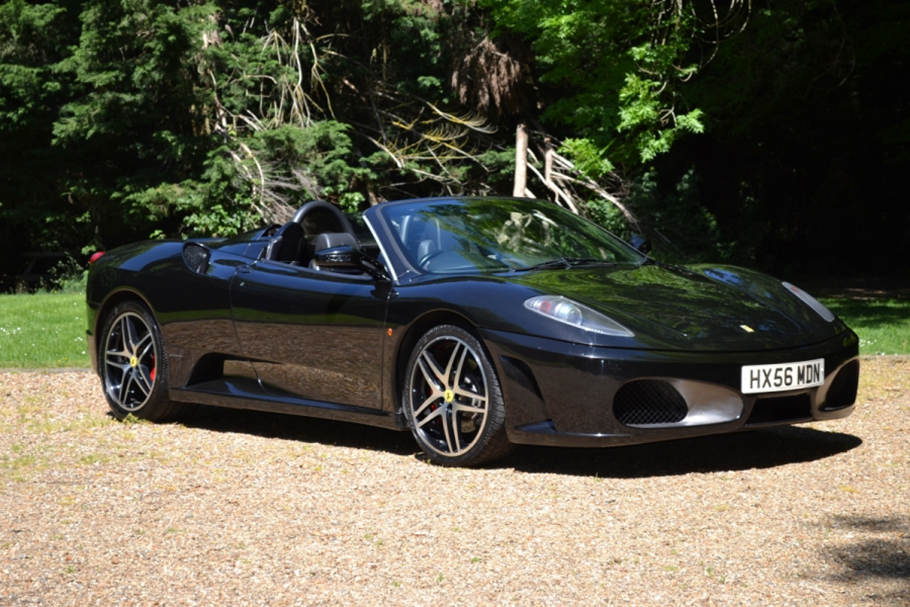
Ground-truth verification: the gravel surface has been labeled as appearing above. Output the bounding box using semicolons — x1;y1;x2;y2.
1;358;908;606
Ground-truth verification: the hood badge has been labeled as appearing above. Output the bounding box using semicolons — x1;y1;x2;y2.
740;324;755;333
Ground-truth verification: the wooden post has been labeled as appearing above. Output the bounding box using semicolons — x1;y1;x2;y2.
513;122;528;197
544;140;554;185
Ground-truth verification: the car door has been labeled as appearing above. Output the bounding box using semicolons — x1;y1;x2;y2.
230;259;389;409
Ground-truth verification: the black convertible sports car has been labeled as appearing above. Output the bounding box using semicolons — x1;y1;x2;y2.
86;197;859;466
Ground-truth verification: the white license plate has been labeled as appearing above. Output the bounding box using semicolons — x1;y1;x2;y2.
741;359;825;394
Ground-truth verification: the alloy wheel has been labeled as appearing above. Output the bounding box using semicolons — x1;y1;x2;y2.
103;311;157;412
408;335;490;457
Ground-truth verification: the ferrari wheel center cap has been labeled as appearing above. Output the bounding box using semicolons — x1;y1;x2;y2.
444;389;454;403
130;356;138;368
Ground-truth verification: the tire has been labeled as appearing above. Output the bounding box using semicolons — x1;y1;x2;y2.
99;302;189;422
403;325;513;467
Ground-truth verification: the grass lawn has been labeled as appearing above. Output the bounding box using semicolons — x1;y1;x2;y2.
0;291;908;369
821;297;910;356
0;293;89;368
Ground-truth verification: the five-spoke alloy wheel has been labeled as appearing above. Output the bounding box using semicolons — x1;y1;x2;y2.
100;302;183;421
404;325;511;466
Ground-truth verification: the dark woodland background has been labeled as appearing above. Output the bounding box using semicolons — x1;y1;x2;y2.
1;0;908;290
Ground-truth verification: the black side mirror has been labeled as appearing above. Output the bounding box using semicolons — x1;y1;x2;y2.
314;246;389;281
631;234;652;254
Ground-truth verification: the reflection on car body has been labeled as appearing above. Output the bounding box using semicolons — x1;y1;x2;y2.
86;197;859;466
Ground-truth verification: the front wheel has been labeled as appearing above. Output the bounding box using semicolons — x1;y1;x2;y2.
99;301;189;422
403;325;513;467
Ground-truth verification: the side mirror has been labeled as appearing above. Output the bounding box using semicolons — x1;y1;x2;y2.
314;246;389;281
630;234;652;254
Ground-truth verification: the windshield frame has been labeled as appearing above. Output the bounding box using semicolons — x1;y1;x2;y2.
365;197;646;282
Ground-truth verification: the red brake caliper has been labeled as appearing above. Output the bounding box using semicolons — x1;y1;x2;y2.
150;355;156;383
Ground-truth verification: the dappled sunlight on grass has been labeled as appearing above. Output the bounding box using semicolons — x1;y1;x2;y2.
0;293;89;368
821;298;910;356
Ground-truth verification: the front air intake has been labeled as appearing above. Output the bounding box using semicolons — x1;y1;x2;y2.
745;394;811;426
183;243;210;274
822;360;859;411
613;380;688;426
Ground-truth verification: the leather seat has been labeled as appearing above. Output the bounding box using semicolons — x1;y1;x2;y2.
266;221;305;265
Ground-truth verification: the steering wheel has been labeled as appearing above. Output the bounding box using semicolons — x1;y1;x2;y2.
417;249;445;269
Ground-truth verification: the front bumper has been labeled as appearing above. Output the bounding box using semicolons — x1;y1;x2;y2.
480;328;859;447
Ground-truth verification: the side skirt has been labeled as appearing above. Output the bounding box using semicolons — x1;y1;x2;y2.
170;378;407;431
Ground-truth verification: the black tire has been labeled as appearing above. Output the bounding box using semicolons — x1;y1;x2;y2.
403;324;514;467
98;301;190;422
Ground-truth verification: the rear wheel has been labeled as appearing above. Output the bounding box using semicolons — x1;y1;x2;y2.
99;302;189;422
403;325;513;467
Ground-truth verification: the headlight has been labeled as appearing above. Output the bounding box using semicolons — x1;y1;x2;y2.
524;295;634;337
782;282;835;322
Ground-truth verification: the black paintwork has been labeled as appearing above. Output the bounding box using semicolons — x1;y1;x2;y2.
86;197;859;448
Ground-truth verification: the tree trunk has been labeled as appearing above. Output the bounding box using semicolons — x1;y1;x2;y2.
513;122;528;197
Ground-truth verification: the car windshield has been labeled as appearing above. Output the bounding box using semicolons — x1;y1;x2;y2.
376;198;645;274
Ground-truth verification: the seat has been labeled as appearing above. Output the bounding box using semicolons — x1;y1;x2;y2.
266;221;305;265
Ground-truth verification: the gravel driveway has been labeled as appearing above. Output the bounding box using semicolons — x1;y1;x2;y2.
1;358;908;605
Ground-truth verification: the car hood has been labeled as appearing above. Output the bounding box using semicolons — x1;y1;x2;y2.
512;262;847;351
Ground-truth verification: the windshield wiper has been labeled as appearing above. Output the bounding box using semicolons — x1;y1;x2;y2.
519;257;617;271
636;256;657;267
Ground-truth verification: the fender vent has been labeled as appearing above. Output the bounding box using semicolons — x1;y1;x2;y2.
613;380;688;426
183;243;210;274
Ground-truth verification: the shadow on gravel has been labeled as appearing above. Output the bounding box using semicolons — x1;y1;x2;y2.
155;405;420;458
167;405;861;477
501;425;863;478
819;515;910;604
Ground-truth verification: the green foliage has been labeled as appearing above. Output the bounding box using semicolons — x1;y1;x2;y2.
361;0;447;97
559;139;614;180
483;0;705;165
625;169;732;264
584;197;627;239
248;122;375;213
1;0;906;289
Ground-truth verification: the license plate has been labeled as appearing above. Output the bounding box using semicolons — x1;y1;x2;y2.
741;359;825;394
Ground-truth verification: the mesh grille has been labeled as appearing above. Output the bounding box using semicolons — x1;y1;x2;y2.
613;380;688;426
183;243;210;274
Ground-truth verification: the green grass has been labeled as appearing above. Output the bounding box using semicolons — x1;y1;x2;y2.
0;292;907;369
821;297;910;356
0;293;89;368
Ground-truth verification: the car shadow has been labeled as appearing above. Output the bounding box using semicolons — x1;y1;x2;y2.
167;406;861;477
165;405;421;458
500;425;863;478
